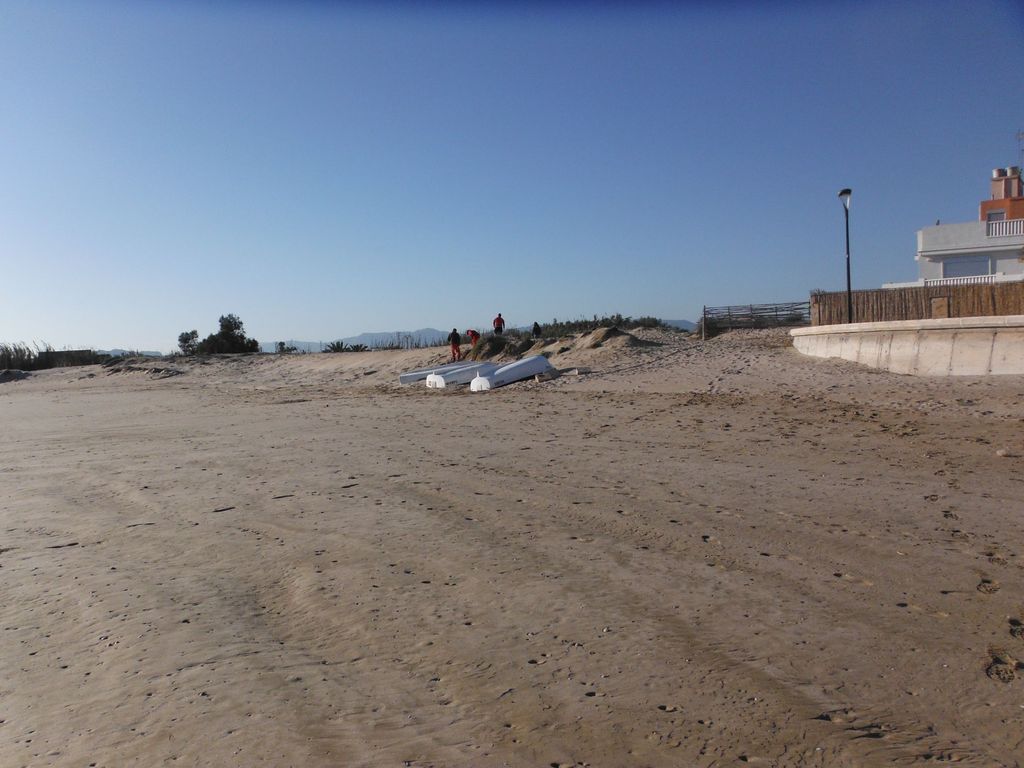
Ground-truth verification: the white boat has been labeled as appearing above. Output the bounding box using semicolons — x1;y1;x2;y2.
470;356;555;391
426;362;499;388
398;360;471;385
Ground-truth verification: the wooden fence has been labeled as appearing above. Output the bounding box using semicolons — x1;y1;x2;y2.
811;282;1024;325
699;301;810;338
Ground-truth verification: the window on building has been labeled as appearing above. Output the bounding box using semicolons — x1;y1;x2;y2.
987;210;1006;222
943;254;990;278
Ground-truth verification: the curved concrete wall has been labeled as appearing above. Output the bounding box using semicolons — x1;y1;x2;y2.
790;316;1024;376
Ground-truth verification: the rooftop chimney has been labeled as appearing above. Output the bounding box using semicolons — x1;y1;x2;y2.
981;164;1024;220
989;165;1022;200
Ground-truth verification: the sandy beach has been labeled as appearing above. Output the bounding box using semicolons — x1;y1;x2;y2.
2;328;1023;767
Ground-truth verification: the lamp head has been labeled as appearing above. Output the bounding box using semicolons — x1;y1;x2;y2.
838;188;852;210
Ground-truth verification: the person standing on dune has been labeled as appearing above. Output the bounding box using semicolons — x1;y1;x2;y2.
493;313;505;336
447;328;462;362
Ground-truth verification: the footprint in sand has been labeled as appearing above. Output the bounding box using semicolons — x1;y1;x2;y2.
815;708;856;723
985;550;1009;566
985;648;1019;683
976;578;1000;594
1009;619;1024;640
986;660;1016;683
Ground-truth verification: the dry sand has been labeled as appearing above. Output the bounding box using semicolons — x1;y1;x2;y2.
2;328;1023;767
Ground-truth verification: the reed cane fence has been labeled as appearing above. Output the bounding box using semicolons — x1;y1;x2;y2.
810;282;1024;325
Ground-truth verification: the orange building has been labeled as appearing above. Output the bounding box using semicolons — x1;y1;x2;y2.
979;166;1024;222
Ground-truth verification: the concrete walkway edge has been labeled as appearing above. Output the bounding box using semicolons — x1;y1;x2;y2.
790;315;1024;375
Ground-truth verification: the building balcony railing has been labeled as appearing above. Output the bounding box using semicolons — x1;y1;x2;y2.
986;218;1024;237
925;275;995;286
885;273;1024;289
923;273;1024;287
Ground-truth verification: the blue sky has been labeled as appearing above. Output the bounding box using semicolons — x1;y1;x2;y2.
2;0;1023;352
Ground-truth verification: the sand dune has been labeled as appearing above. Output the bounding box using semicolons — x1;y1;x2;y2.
2;328;1023;766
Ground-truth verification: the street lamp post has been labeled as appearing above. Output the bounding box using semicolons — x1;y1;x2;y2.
838;188;852;323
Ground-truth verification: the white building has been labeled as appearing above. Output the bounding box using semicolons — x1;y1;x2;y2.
885;165;1024;288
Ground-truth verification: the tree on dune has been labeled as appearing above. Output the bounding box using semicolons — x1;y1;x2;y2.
177;314;259;355
177;330;199;355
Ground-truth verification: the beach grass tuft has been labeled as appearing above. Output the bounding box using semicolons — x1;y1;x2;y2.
0;343;109;372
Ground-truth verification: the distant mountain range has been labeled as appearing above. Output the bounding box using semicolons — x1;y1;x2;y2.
259;328;448;354
101;348;164;358
663;319;696;331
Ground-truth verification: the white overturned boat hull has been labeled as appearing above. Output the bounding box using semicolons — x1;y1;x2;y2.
470;355;554;391
398;360;470;385
426;362;498;388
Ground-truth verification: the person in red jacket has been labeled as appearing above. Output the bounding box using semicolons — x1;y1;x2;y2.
465;328;480;348
492;313;505;335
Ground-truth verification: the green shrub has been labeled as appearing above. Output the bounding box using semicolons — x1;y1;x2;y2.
184;314;260;355
470;335;509;359
538;313;665;337
513;337;536;355
325;341;370;353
